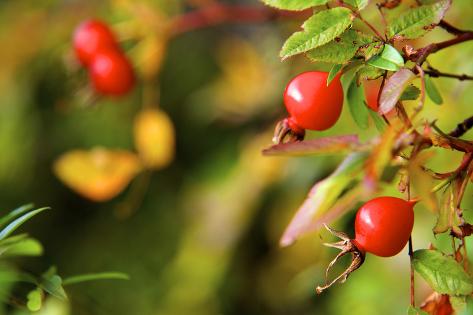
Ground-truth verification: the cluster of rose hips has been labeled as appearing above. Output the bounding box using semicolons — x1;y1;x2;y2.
275;72;415;293
73;19;135;96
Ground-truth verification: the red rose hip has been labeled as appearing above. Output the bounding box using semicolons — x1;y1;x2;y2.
89;49;135;96
73;19;118;66
284;71;343;130
273;71;344;143
354;196;415;257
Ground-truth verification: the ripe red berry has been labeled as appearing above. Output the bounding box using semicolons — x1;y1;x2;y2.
354;196;416;257
316;196;417;294
73;19;118;66
89;49;135;96
284;71;344;131
364;81;380;111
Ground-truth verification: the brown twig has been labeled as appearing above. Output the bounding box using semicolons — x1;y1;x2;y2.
439;20;468;35
169;3;311;36
409;31;473;66
424;68;473;81
448;115;473;138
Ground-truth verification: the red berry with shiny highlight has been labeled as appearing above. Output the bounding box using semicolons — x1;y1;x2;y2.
73;19;118;66
283;71;344;131
89;49;135;96
354;197;416;257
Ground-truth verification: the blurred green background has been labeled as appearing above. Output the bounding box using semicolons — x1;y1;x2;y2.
2;0;473;314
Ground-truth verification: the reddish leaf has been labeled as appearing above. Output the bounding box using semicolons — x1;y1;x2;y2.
420;292;453;315
263;134;362;156
378;69;416;114
279;153;367;247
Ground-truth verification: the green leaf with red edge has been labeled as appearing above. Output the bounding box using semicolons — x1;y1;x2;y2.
260;0;327;11
407;306;429;315
413;249;473;295
388;0;452;40
262;134;363;156
347;80;370;129
378;69;416;114
306;29;376;64
280;7;354;59
280;152;368;247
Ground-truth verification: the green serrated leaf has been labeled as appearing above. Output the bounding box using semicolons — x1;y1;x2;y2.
357;41;384;60
260;0;327;10
413;249;473;295
0;207;49;241
63;272;130;286
347;80;370;129
357;65;384;80
26;288;43;312
327;64;343;86
344;0;369;10
369;110;386;132
424;75;443;105
400;85;421;101
280;7;354;59
388;0;452;40
307;29;375;64
407;306;429;315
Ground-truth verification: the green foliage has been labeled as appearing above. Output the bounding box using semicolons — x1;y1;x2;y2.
327;64;343;86
260;0;327;11
347;80;370;129
367;45;404;71
344;0;369;10
413;249;473;295
307;30;375;64
407;306;429;315
424;75;444;105
387;0;451;39
399;85;421;101
63;272;130;285
280;8;354;59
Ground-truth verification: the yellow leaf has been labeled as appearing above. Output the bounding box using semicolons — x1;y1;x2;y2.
53;148;141;202
134;109;175;169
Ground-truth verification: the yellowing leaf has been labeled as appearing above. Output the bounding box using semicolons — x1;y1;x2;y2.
134;109;175;169
53;148;142;202
408;151;439;212
133;35;168;80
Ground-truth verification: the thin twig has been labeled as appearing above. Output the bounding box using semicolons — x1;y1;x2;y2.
169;3;310;36
448;115;473;138
439;20;468;35
424;68;473;81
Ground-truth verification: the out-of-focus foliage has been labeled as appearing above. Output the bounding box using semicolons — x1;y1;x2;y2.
0;0;473;314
